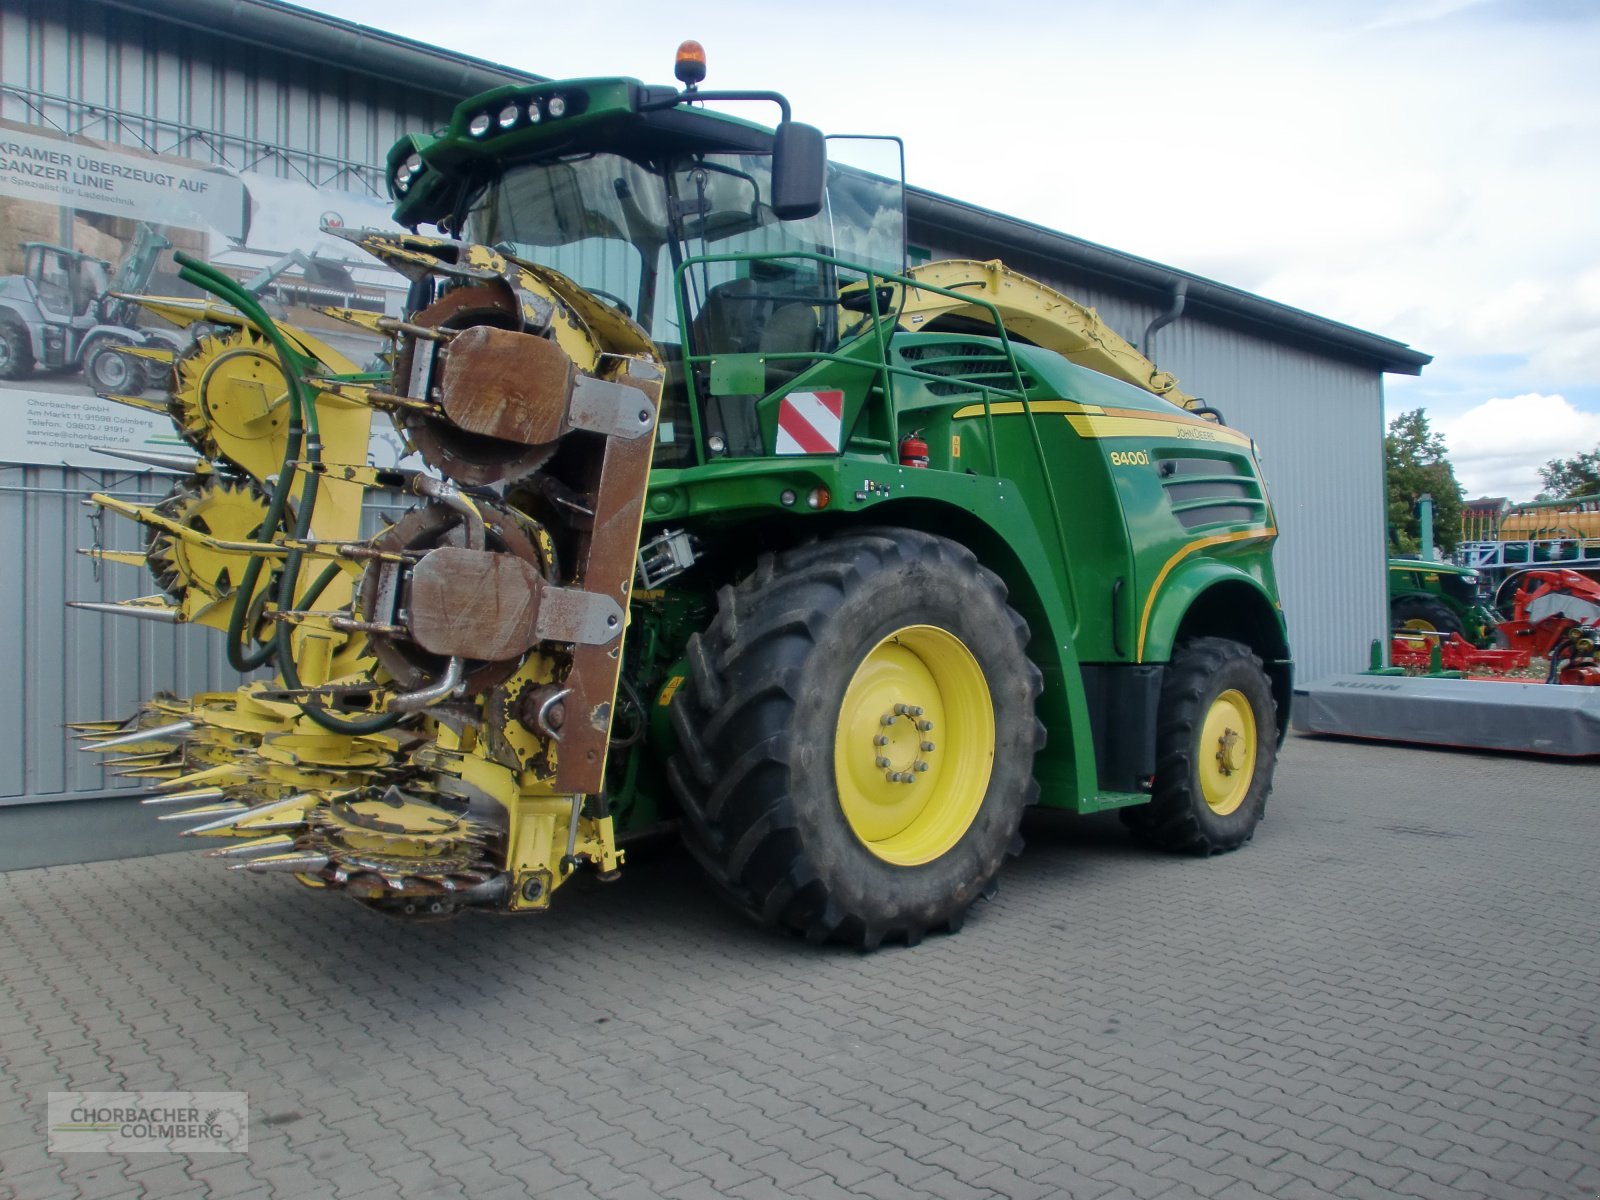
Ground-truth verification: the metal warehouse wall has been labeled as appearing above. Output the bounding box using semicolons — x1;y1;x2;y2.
913;239;1389;686
0;0;460;804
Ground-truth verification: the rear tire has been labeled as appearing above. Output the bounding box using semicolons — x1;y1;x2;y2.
0;318;32;380
667;529;1045;948
84;336;141;395
1122;637;1276;855
1390;595;1463;638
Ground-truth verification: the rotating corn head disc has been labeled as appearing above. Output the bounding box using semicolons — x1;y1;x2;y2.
170;328;292;475
147;476;275;604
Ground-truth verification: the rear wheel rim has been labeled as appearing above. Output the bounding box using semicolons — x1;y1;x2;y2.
1401;616;1438;633
1198;688;1257;816
833;625;995;866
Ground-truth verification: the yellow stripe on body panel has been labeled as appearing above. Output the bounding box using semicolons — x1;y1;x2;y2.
950;400;1089;418
1066;412;1254;449
950;399;1253;448
1136;526;1278;661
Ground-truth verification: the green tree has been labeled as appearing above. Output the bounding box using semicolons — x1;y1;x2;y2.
1538;447;1600;499
1385;408;1464;556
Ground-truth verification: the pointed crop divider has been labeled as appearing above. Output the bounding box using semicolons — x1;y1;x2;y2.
204;835;297;858
157;802;249;823
102;752;176;767
182;800;308;838
96;391;170;416
140;787;226;807
79;548;150;569
121;766;186;781
140;765;241;794
121;293;247;330
83;720;195;752
89;446;211;475
67;598;181;624
229;853;329;874
67;718;133;732
222;814;313;834
181;792;313;836
117;345;176;363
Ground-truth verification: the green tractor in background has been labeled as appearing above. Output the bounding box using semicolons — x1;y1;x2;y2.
1388;559;1498;645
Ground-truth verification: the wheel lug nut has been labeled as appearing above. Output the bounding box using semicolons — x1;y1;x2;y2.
874;734;890;747
875;756;891;768
893;703;909;715
913;760;929;772
908;705;924;717
880;714;897;726
902;774;916;784
920;741;935;752
917;720;933;732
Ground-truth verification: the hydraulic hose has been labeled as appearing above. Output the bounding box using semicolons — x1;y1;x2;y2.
175;254;306;672
173;252;406;734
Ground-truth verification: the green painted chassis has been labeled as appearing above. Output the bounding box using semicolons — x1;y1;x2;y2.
613;252;1290;827
380;81;1289;828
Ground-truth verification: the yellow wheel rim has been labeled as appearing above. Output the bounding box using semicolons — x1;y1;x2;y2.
1401;617;1438;634
833;625;995;866
1198;688;1257;816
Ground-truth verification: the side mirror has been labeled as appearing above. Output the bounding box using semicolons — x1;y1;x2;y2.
771;121;826;220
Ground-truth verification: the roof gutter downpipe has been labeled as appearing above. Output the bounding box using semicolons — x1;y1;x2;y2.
1141;279;1188;365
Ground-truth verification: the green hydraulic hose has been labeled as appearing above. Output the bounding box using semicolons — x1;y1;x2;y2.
175;255;305;672
173;252;405;734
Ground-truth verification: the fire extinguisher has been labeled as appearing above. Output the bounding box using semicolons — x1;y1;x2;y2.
899;431;929;468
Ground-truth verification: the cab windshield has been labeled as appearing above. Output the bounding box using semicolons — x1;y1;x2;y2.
462;149;905;348
464;145;905;465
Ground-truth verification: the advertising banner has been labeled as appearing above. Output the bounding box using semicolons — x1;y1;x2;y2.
0;118;410;471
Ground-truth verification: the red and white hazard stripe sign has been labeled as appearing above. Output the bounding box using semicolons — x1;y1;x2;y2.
775;390;844;455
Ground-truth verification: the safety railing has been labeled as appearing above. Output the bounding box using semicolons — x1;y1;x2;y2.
670;248;1074;588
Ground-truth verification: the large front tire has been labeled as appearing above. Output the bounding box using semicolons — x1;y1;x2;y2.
668;530;1044;948
1123;637;1276;855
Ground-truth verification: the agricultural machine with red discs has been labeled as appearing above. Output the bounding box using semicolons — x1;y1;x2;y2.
1387;568;1600;685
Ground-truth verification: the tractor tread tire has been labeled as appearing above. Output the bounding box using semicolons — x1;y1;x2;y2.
83;335;143;396
668;529;1045;949
1122;637;1276;856
1390;595;1464;638
0;318;33;381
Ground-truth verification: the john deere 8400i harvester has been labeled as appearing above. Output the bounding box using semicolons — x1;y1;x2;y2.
76;47;1291;948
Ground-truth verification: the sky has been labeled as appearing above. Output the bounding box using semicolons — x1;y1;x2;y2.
314;0;1600;501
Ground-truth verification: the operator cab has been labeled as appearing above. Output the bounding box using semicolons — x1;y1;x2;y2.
387;47;906;468
24;244;109;321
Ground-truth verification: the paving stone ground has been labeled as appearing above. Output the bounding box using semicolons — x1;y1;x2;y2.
1;731;1597;1200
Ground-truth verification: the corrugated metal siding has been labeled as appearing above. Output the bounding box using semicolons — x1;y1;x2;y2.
0;0;459;804
0;465;240;805
914;240;1389;683
0;463;418;807
0;0;457;196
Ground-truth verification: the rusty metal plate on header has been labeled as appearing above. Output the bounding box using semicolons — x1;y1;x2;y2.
408;547;544;662
439;325;573;446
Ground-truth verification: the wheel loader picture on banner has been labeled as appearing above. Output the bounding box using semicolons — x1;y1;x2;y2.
73;44;1293;949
